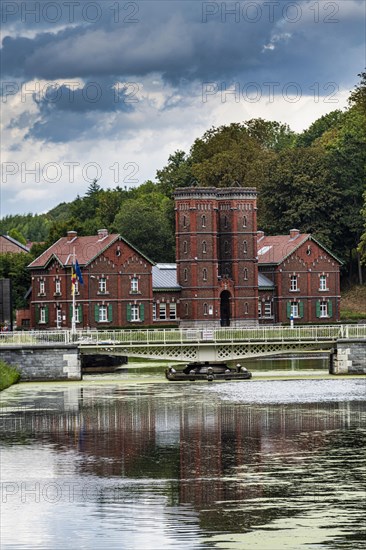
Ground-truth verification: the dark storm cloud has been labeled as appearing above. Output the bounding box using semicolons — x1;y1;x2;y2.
1;1;364;88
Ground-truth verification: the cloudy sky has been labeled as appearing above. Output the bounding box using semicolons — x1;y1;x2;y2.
1;0;365;216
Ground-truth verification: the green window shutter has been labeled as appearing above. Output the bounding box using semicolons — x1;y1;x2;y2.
127;304;131;322
45;306;49;323
140;304;145;322
35;305;40;324
316;300;320;318
299;301;304;318
286;302;291;319
69;304;73;319
78;304;83;323
108;304;113;322
328;300;333;317
94;305;99;322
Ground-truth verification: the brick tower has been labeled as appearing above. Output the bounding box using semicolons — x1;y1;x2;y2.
174;187;258;327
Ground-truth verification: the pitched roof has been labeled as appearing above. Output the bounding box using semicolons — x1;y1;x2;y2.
152;264;181;291
28;233;154;269
0;235;30;254
257;233;311;264
258;273;275;289
257;233;342;265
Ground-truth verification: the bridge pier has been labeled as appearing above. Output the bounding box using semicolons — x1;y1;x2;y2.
331;339;366;375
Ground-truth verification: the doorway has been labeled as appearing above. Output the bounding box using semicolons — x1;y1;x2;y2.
220;290;231;327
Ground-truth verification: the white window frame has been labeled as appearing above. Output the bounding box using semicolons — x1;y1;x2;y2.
56;308;62;327
258;301;262;318
290;302;299;318
152;303;157;321
264;301;272;318
159;303;167;320
319;275;328;291
99;305;107;322
290;275;298;292
169;303;177;320
74;306;80;324
319;300;328;318
55;280;61;294
39;307;46;323
99;278;107;293
131;304;139;322
74;281;79;295
131;277;139;292
39;280;45;295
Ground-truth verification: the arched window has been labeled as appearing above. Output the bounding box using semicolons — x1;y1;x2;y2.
202;268;207;281
243;240;248;254
201;215;206;228
243;268;248;280
243;215;247;228
224;240;229;254
184;268;188;282
203;303;208;315
183;240;188;254
202;240;207;254
244;302;249;315
185;303;189;316
183;215;187;228
224;215;228;228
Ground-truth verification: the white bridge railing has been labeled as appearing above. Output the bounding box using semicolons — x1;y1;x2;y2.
0;324;365;347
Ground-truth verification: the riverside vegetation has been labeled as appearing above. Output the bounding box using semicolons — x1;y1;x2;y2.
0;360;20;391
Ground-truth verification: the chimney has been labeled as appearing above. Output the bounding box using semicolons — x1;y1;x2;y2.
67;230;77;241
289;229;300;239
257;230;265;240
97;229;108;240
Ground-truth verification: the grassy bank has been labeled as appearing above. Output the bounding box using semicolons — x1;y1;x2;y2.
0;360;21;391
340;285;366;321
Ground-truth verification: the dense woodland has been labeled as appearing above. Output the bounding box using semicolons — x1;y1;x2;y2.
1;72;365;310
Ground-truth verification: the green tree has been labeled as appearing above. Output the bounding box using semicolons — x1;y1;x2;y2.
113;191;175;262
0;252;31;310
8;229;27;245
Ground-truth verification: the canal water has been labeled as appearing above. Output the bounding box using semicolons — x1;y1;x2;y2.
1;357;365;549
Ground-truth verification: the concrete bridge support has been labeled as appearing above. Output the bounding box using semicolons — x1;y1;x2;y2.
0;345;81;381
331;339;366;375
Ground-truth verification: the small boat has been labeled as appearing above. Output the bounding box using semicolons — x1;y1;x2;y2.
81;354;127;374
165;362;252;382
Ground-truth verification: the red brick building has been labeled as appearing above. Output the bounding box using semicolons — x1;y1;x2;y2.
25;187;342;329
257;230;342;323
175;187;258;327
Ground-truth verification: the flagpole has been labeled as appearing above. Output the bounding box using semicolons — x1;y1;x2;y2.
71;247;76;335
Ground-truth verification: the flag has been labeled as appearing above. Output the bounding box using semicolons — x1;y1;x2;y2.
74;260;84;285
71;265;77;295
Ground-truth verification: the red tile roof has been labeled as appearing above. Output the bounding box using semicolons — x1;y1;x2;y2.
28;233;121;268
257;233;310;264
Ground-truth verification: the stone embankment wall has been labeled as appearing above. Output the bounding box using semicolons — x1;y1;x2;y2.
331;339;366;375
0;345;81;381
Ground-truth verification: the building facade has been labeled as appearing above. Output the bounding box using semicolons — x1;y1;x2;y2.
25;187;342;329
